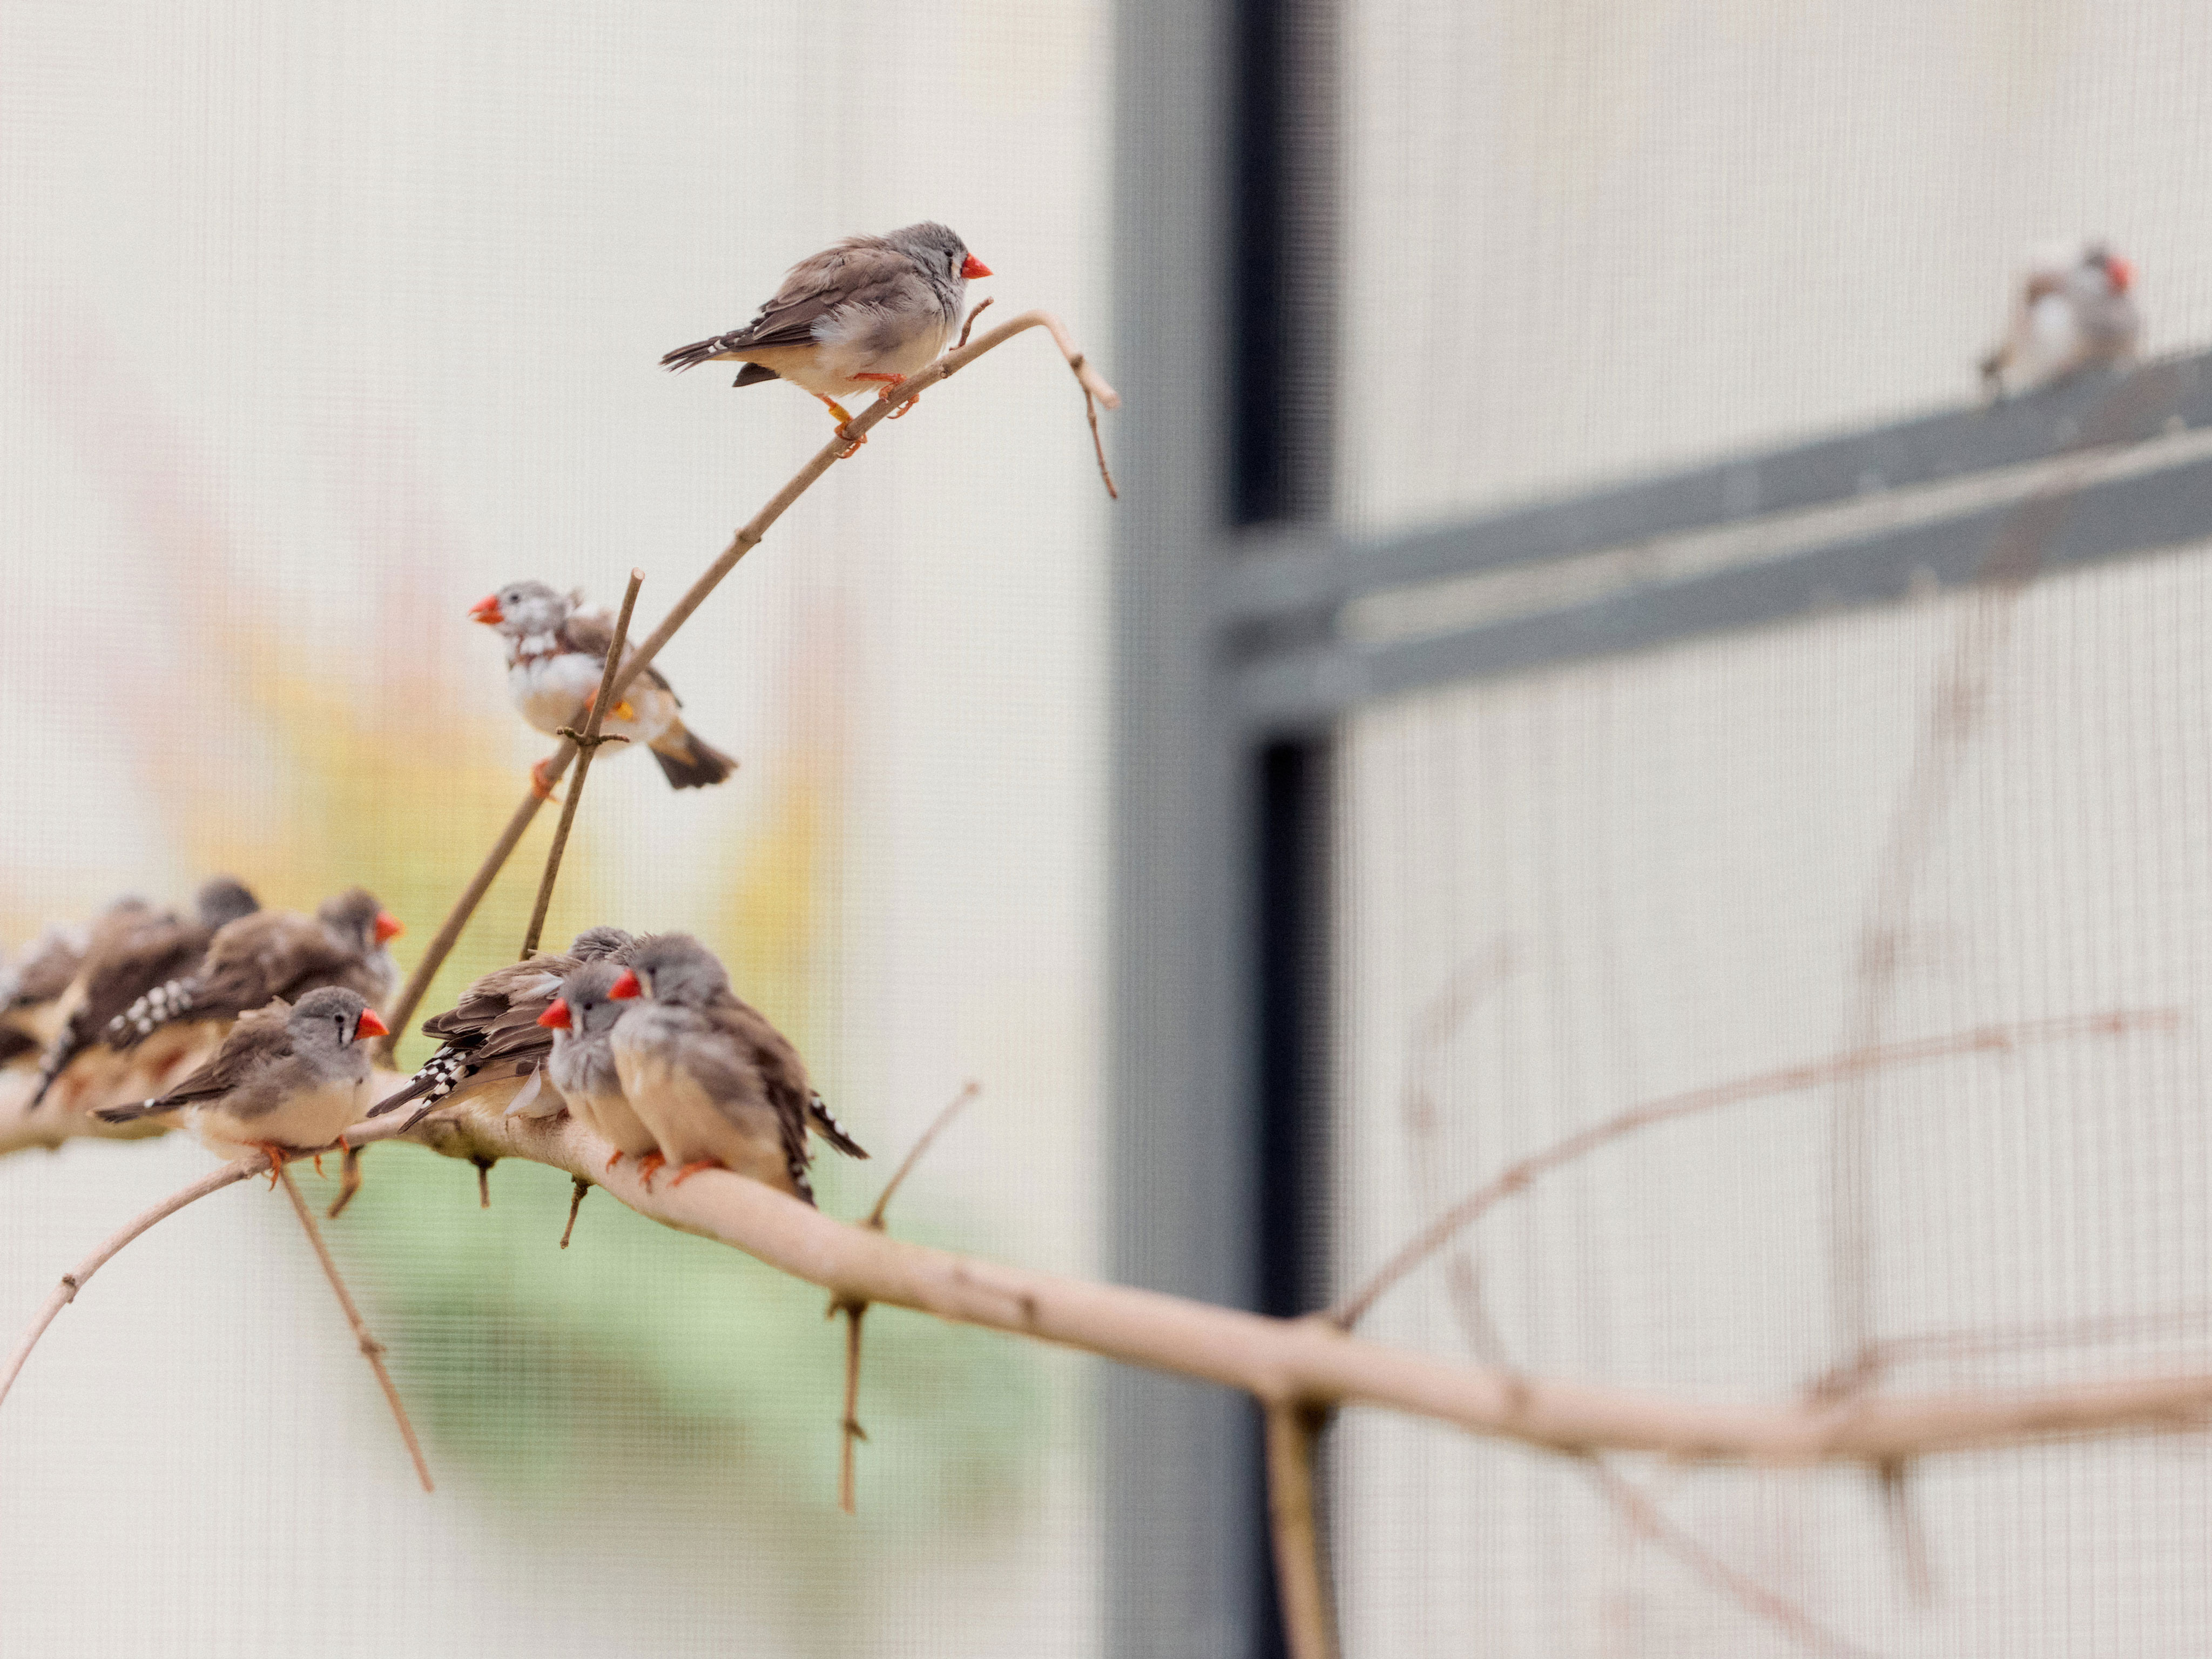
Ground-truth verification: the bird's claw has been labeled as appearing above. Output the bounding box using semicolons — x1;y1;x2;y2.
636;1152;667;1191
669;1159;722;1188
529;758;562;803
833;423;866;460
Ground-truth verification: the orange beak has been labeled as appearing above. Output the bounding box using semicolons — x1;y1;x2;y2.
608;969;642;1000
355;1008;391;1041
374;912;404;944
537;999;572;1030
469;594;503;625
2107;255;2134;293
961;253;992;280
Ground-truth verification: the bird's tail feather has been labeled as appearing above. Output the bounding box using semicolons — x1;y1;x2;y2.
93;1096;173;1124
107;977;194;1050
650;724;739;790
660;335;738;373
367;1046;466;1118
28;1009;89;1108
808;1092;868;1159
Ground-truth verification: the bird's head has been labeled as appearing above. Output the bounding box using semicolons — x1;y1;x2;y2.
567;925;637;963
607;932;727;1007
545;959;633;1036
887;221;990;285
2084;242;2134;295
193;876;260;930
319;887;404;952
291;986;389;1048
470;579;573;638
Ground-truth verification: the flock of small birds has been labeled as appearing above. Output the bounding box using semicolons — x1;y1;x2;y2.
1;219;995;1206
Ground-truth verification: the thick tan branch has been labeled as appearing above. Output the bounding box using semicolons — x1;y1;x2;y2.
338;1098;2212;1465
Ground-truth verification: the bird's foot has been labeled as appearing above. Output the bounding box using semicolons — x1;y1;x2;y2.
529;757;563;804
855;372;918;419
832;422;866;459
636;1152;667;1191
603;1149;624;1174
669;1159;724;1188
247;1143;291;1188
312;1153;326;1179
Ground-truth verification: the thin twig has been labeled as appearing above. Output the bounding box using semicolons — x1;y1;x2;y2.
840;1080;984;1512
1334;1007;2176;1331
1590;1461;1878;1657
327;1144;364;1220
0;1157;260;1411
374;313;1117;1051
560;1176;591;1249
1264;1398;1339;1659
956;295;995;351
275;1164;433;1493
518;568;643;960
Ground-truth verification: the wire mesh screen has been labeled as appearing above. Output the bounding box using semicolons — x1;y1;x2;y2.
0;4;1109;1655
1331;4;2212;1654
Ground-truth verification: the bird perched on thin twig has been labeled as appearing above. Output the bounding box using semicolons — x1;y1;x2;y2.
1;920;97;1065
660;222;992;452
1980;241;2140;399
367;926;636;1130
105;887;402;1052
469;581;737;800
96;987;388;1169
540;957;664;1173
605;933;866;1201
31;876;260;1109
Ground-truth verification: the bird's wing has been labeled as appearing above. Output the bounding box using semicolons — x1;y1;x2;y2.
421;959;570;1043
150;1000;295;1108
562;610;675;699
77;919;208;1035
705;995;817;1175
712;240;916;353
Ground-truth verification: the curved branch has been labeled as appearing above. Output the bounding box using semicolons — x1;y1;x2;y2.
1334;1009;2176;1331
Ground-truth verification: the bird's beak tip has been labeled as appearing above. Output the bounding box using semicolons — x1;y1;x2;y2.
961;255;992;280
355;1009;391;1040
469;596;503;625
374;913;404;944
609;969;642;1001
537;1000;571;1030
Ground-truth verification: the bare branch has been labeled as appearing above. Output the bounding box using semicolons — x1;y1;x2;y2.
1335;1009;2176;1331
518;567;643;960
866;1081;981;1230
374;313;1118;1049
0;1156;260;1410
1265;1400;1339;1659
559;1176;590;1249
276;1164;433;1492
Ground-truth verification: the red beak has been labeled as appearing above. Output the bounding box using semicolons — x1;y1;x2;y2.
608;969;642;1000
2106;255;2134;294
961;254;992;280
355;1008;390;1041
374;912;404;944
537;999;572;1030
469;594;503;625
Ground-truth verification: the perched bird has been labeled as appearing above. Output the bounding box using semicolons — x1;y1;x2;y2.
1980;241;2140;397
660;222;991;449
606;933;866;1201
106;887;402;1051
539;958;663;1171
1;919;101;1065
96;987;388;1165
469;581;737;799
367;925;636;1129
31;876;260;1109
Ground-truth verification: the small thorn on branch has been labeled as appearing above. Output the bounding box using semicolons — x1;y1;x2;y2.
471;1155;495;1210
327;1144;365;1219
836;1081;983;1514
561;1176;590;1249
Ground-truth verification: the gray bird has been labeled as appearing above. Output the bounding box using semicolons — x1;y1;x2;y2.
106;887;402;1051
1980;241;2140;397
1;918;100;1065
368;925;637;1130
95;987;389;1165
31;876;260;1109
660;222;992;449
469;581;736;797
539;958;663;1170
606;933;867;1202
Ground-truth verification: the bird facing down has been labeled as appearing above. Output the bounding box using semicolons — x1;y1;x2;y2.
31;876;260;1109
95;987;389;1166
539;958;663;1169
605;933;867;1202
1980;241;2140;397
106;887;402;1051
660;221;990;448
368;925;637;1130
469;581;737;798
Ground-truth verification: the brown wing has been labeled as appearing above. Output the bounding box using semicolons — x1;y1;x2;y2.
420;956;573;1043
149;1001;294;1109
195;911;368;1017
707;992;815;1183
712;239;911;353
561;610;676;700
78;916;211;1034
10;928;93;1008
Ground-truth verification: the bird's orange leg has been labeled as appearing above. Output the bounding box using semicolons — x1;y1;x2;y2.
854;371;919;419
248;1143;292;1189
529;757;563;804
604;1149;624;1174
813;394;866;457
669;1159;725;1188
636;1152;667;1191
